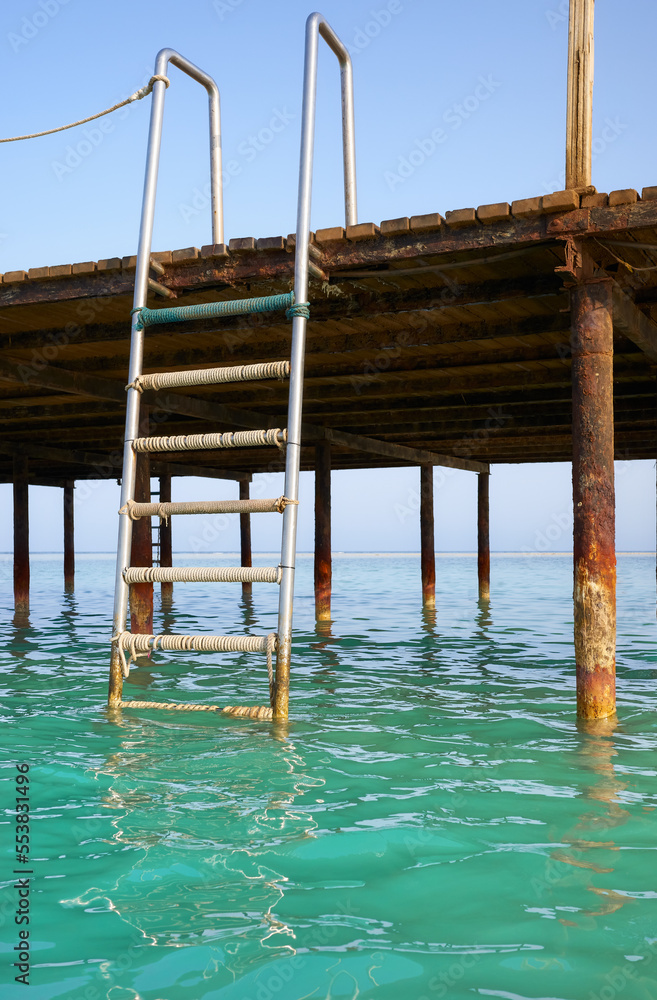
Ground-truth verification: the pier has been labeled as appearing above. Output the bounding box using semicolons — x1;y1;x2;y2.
1;0;650;719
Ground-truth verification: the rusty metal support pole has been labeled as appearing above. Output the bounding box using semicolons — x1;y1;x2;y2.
64;480;75;592
566;0;595;190
314;441;332;621
159;474;173;605
478;471;490;602
130;412;153;634
13;455;29;615
571;278;616;719
239;479;253;596
420;464;435;609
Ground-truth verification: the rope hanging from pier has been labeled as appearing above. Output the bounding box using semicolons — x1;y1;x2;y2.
112;629;277;678
0;75;170;143
127;360;290;393
132;428;287;452
119;495;297;521
133;292;296;328
118;700;274;720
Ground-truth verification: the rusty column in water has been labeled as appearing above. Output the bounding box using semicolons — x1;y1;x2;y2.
240;479;253;597
420;464;436;609
64;480;75;592
478;471;490;601
314;441;332;621
13;454;29;615
571;277;616;719
130;409;153;635
159;473;173;606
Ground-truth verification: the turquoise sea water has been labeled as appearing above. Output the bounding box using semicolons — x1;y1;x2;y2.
1;553;657;1000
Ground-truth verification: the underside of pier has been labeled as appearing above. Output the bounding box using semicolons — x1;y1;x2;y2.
1;189;657;486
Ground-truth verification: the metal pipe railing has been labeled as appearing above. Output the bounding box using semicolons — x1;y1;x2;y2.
109;49;223;705
274;12;358;718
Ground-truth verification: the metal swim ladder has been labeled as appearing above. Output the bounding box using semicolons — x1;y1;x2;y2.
108;15;357;721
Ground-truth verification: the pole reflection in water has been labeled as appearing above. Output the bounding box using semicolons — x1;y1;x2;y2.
10;609;32;661
311;618;340;695
548;716;633;923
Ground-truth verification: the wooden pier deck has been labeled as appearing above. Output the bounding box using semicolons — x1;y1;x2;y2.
2;187;657;487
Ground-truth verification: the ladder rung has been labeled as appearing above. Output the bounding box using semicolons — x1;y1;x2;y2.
121;496;297;520
135;291;295;328
129;361;290;393
123;566;281;584
132;428;286;453
119;700;273;720
114;631;274;655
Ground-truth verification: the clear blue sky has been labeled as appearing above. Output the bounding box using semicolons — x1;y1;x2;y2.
0;0;655;552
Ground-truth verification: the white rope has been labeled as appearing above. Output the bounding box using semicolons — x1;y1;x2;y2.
119;495;297;521
132;428;287;452
128;361;290;393
123;566;281;584
0;75;170;143
119;700;274;720
112;630;277;679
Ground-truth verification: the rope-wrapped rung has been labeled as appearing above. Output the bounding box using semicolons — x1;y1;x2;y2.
132;428;286;453
128;360;290;393
123;566;281;584
119;700;273;720
112;630;277;679
134;291;295;328
120;495;297;520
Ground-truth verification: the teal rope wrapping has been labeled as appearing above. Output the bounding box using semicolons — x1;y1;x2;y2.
286;302;310;320
135;292;295;329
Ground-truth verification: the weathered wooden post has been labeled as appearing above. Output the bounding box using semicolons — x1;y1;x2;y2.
159;474;173;605
571;278;616;719
130;411;153;634
13;455;29;615
566;0;594;190
314;441;332;621
64;480;75;592
420;464;436;609
239;479;253;597
478;471;490;601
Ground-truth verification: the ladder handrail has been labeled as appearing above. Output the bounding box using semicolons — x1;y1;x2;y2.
134;48;223;312
275;12;358;718
315;15;357;228
110;49;223;700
